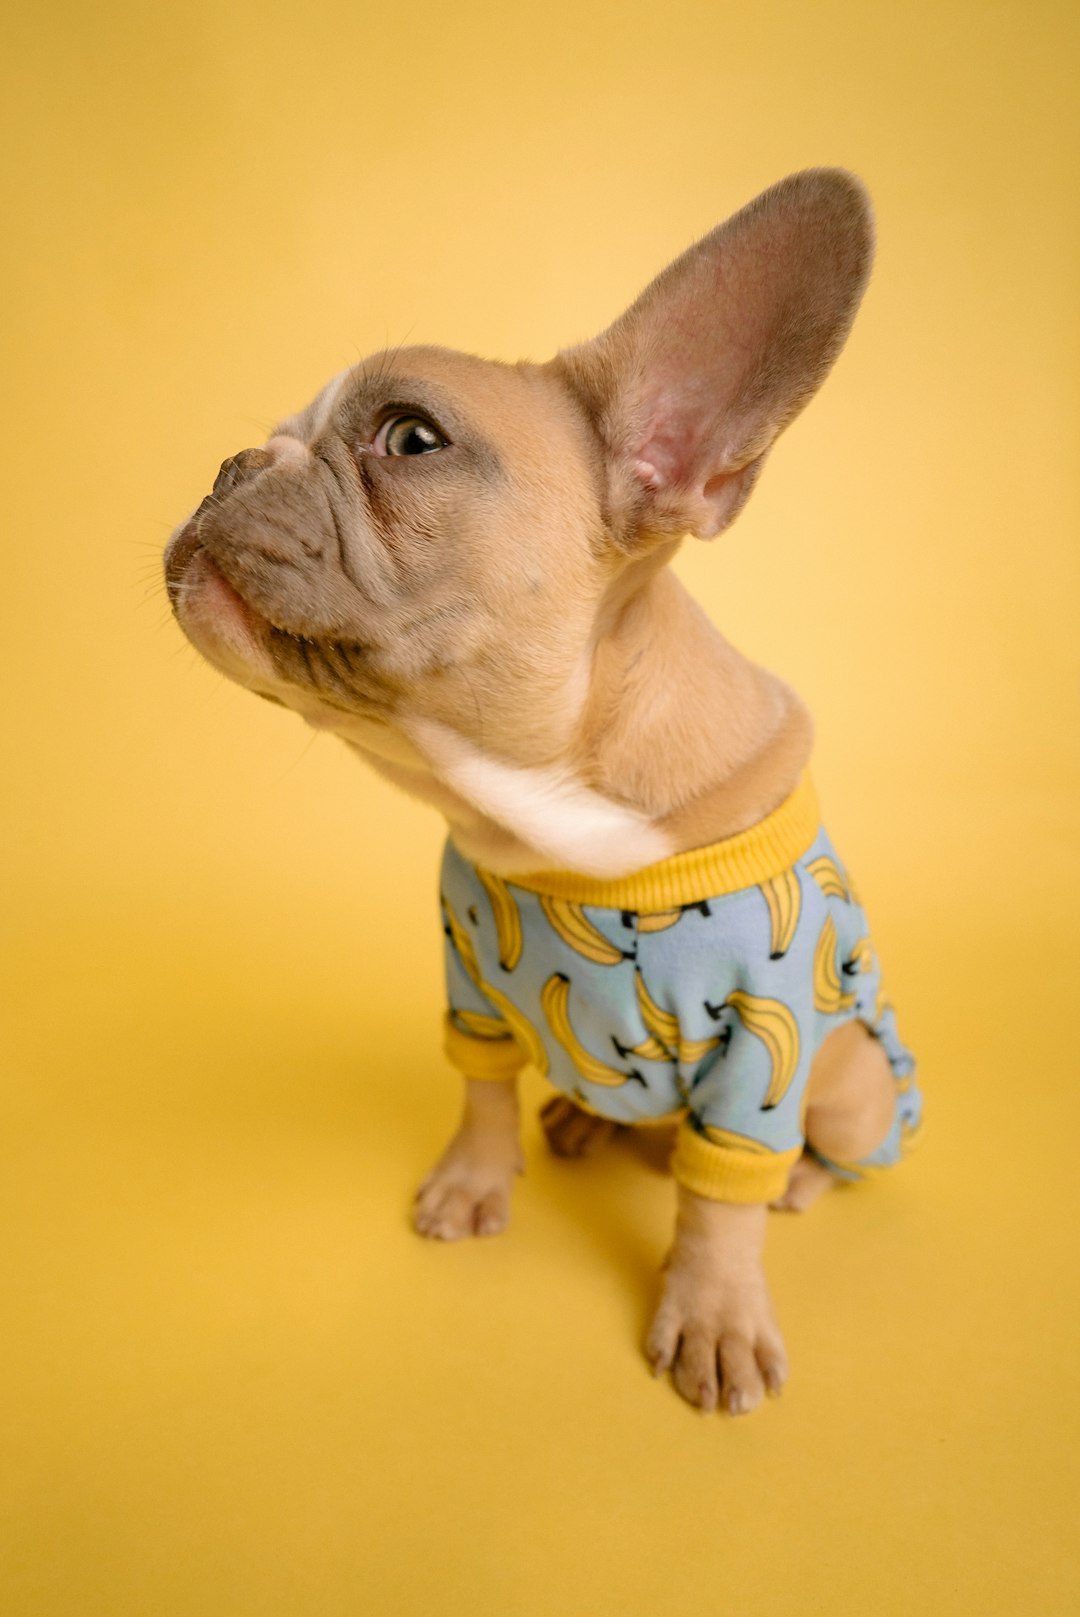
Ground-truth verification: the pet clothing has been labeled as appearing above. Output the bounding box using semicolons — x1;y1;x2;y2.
440;776;921;1202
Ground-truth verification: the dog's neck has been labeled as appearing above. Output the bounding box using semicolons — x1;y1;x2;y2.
342;563;812;879
574;564;812;838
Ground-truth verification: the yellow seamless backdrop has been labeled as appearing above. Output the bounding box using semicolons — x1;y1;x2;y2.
3;3;1078;1614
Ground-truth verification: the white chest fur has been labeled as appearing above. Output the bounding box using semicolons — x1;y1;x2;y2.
397;718;670;877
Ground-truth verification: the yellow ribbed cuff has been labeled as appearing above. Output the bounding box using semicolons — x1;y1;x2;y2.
443;1014;527;1080
506;775;820;910
671;1122;802;1204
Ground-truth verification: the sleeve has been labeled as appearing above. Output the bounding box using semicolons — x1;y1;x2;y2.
442;907;527;1081
669;981;811;1204
670;1120;803;1204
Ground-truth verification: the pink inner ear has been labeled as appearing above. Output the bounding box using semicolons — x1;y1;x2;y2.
633;425;684;492
632;382;766;537
631;386;732;496
632;458;664;491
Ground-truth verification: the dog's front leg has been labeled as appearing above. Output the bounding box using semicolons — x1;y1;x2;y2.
647;1188;788;1415
413;1077;524;1240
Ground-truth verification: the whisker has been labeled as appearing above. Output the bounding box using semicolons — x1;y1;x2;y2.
268;725;320;785
240;415;275;438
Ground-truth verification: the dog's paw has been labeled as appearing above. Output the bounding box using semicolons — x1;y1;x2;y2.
770;1153;836;1212
645;1268;788;1416
413;1175;511;1239
539;1094;620;1158
413;1138;521;1241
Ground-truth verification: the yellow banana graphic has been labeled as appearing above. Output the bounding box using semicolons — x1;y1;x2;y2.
541;973;642;1088
623;971;721;1067
540;895;628;966
723;990;800;1110
443;900;480;978
806;855;850;901
613;1032;673;1063
612;1030;720;1066
759;869;801;958
635;969;679;1055
636;909;682;934
813;914;858;1015
476;867;523;972
702;1124;776;1155
444;900;548;1074
843;937;874;976
678;1033;722;1066
452;1009;511;1041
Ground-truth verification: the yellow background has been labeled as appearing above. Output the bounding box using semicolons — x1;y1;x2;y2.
4;1;1079;1611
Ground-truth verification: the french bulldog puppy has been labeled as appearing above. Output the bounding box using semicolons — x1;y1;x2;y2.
165;170;920;1416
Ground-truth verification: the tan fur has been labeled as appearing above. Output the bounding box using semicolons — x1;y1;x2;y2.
165;169;891;1415
571;565;816;840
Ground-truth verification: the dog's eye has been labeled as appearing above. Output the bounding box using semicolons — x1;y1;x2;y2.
374;416;449;457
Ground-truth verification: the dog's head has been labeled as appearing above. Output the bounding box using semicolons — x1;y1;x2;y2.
166;169;872;843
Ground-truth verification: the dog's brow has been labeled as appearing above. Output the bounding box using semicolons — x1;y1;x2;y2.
334;372;503;477
339;373;465;429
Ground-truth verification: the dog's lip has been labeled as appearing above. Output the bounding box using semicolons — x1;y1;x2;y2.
166;517;268;637
164;517;202;601
165;508;355;645
166;511;253;611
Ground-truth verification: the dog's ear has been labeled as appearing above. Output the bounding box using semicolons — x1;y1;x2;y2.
554;168;874;543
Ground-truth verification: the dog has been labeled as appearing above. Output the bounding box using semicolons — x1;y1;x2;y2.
165;169;921;1416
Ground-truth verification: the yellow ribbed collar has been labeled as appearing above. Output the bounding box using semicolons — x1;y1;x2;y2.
501;774;821;911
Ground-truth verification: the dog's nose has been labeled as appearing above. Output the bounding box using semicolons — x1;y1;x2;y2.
212;447;274;499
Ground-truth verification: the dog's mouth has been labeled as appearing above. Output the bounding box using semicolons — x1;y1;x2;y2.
165;509;275;672
164;510;380;715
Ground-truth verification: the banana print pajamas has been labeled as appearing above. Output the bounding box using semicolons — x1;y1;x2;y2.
440;776;921;1203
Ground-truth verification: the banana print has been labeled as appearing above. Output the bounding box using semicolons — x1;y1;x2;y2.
759;868;801;958
617;970;721;1067
806;854;850;901
452;1008;512;1041
702;1124;777;1155
614;1028;721;1067
613;1031;673;1064
636;909;682;934
843;936;874;976
444;899;549;1075
678;1033;722;1065
539;895;629;966
443;899;480;981
634;968;680;1055
813;914;858;1015
476;867;523;972
541;973;643;1088
722;989;801;1110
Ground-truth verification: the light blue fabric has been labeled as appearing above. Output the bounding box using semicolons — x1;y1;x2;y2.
441;826;921;1179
